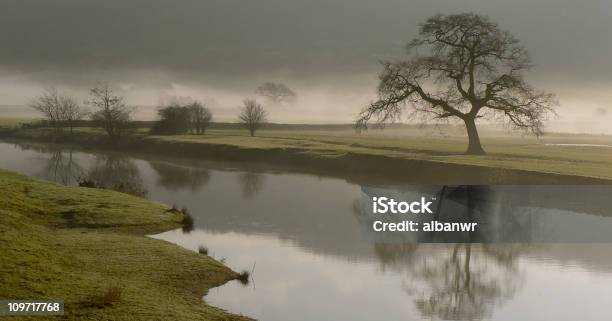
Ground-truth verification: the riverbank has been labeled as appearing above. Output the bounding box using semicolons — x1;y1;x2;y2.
0;169;250;320
2;126;612;184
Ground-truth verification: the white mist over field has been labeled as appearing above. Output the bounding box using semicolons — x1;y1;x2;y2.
1;78;610;135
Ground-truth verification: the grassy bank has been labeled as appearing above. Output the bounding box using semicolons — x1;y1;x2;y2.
0;169;249;321
151;129;612;180
0;118;32;127
2;125;612;183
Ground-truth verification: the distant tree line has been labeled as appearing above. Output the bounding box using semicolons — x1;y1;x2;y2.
29;82;281;139
29;87;87;134
29;83;134;139
150;101;212;135
151;98;268;137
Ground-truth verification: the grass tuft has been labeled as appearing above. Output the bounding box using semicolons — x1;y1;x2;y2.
198;245;209;255
237;270;250;285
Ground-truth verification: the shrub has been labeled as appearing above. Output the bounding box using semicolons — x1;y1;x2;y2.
150;105;192;135
180;207;194;233
198;246;208;255
237;270;250;285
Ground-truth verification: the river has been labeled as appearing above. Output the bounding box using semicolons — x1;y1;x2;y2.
1;140;611;321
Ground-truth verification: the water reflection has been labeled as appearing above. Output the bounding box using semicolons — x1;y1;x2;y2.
150;161;211;192
41;148;83;185
412;245;519;321
375;244;524;321
360;185;612;243
2;141;612;321
13;143;82;185
237;172;266;198
84;155;148;197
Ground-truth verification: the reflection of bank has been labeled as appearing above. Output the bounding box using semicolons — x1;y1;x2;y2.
360;185;612;243
150;161;211;192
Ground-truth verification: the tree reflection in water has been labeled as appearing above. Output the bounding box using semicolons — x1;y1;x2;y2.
375;243;525;321
354;185;532;321
149;162;211;192
237;172;266;198
84;154;148;197
40;148;83;185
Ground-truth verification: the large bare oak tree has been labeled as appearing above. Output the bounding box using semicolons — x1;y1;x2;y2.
357;13;557;154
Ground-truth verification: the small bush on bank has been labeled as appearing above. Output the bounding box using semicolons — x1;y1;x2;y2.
198;246;208;255
180;207;194;233
237;270;250;285
150;101;213;135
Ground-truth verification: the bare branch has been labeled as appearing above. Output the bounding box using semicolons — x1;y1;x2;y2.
238;99;267;136
356;13;557;153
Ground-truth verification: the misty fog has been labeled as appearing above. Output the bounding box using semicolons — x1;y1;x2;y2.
0;0;610;134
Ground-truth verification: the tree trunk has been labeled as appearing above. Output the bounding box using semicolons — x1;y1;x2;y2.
464;117;485;155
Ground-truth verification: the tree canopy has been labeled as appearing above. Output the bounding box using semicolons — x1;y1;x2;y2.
255;82;297;105
357;13;557;154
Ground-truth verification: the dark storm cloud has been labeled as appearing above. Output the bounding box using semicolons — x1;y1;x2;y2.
2;0;611;83
1;0;396;79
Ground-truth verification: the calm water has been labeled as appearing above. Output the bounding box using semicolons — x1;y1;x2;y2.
1;140;612;321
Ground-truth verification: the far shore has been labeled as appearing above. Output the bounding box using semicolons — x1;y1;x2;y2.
1;123;611;184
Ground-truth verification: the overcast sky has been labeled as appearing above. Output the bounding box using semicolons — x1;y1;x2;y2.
0;0;610;132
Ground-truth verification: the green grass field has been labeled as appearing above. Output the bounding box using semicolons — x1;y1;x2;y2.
0;169;249;321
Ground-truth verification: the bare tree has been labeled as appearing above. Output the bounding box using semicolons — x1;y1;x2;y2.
87;83;133;138
29;87;87;135
29;88;64;133
356;13;557;154
61;95;88;134
188;101;213;134
238;99;267;137
255;82;297;105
